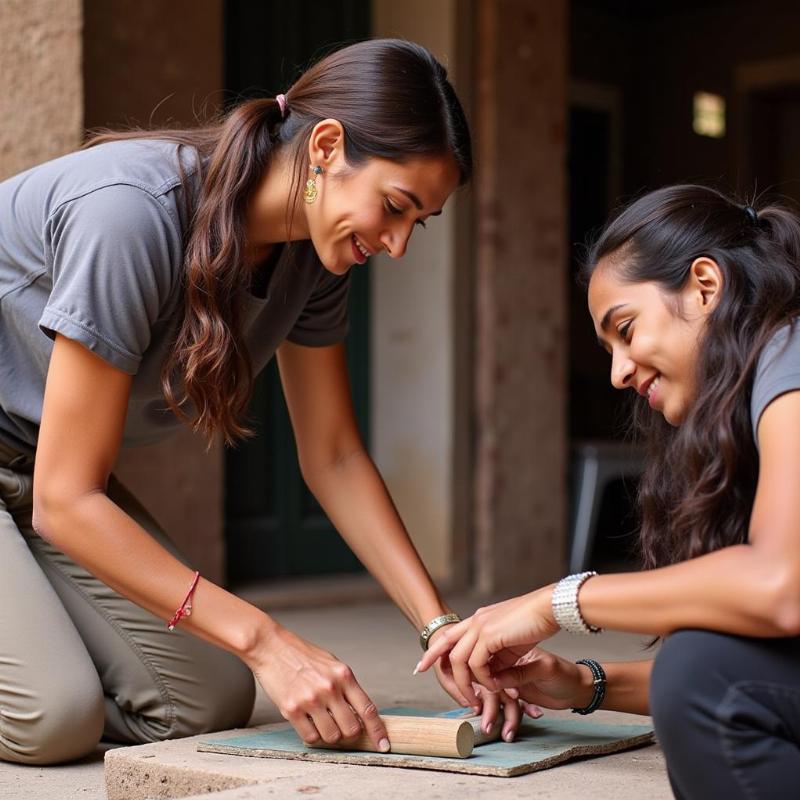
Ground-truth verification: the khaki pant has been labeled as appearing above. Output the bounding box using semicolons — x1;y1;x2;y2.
0;440;255;765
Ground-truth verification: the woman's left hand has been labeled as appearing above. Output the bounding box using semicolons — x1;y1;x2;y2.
415;588;560;705
474;681;540;742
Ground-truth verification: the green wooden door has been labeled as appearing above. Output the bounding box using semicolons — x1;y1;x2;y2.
224;0;370;585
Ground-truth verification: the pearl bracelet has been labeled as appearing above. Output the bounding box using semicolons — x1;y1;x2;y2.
551;571;601;635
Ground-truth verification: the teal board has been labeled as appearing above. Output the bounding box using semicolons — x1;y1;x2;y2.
198;707;655;777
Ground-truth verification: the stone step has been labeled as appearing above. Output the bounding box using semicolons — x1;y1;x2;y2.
105;714;668;800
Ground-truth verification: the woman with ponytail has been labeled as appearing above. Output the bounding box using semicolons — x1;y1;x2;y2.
417;185;800;798
0;39;500;765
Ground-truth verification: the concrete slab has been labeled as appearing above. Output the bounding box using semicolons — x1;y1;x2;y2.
105;598;669;800
0;594;669;799
0;744;114;800
106;715;666;800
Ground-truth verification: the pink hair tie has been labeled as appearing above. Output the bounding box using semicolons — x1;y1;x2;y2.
276;94;287;118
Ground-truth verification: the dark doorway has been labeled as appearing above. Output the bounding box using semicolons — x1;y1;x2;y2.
567;91;640;572
568;100;624;441
745;85;800;208
224;1;370;586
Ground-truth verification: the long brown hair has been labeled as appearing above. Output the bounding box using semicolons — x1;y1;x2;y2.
86;39;472;444
582;185;800;569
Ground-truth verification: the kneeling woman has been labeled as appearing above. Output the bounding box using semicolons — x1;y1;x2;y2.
418;184;800;799
0;39;496;766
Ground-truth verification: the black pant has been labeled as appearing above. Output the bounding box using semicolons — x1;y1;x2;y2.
650;629;800;799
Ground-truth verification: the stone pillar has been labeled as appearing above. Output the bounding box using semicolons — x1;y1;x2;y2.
0;0;83;180
474;0;568;593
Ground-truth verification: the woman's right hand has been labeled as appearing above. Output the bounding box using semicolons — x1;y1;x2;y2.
493;647;596;714
248;622;391;752
414;588;560;704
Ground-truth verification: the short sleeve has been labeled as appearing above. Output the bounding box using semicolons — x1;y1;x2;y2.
40;184;183;374
750;324;800;440
286;265;351;347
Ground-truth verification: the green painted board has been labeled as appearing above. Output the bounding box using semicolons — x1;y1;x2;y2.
198;707;655;777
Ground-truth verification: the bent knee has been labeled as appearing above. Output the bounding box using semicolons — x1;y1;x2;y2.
185;658;255;734
0;681;104;765
146;655;255;741
650;629;734;735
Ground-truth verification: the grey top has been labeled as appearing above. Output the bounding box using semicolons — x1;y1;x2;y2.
751;323;800;441
0;139;350;453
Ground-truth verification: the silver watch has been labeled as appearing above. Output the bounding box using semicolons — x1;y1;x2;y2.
551;571;601;635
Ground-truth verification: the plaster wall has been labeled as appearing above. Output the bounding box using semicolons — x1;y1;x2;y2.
82;0;226;583
370;0;471;586
0;0;83;180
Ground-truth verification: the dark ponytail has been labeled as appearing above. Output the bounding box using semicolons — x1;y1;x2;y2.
85;39;472;443
166;99;285;441
582;185;800;569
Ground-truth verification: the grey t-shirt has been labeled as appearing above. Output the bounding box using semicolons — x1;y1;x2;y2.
751;323;800;441
0;139;350;453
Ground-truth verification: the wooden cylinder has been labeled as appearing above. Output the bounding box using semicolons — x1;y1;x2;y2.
317;715;475;759
467;713;503;746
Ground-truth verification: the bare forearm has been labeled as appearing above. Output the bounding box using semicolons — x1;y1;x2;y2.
515;652;652;716
563;658;652;715
598;659;652;715
579;544;799;638
305;448;448;630
34;492;275;666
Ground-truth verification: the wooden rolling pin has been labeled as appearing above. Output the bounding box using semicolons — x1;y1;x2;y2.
316;713;503;759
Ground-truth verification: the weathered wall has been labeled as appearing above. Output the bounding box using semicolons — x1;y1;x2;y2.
83;0;224;131
474;0;569;592
83;0;226;584
0;0;83;180
370;0;472;588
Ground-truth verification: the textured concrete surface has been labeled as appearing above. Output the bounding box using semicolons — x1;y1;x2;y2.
0;0;83;180
0;595;668;799
107;721;665;800
0;746;111;800
108;597;666;800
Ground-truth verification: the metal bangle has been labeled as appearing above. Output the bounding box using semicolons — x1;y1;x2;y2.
419;613;461;650
551;571;602;635
571;658;607;715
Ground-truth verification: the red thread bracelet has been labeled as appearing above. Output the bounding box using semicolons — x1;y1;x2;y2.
167;570;200;631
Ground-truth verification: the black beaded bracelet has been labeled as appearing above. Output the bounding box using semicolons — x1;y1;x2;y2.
571;658;607;715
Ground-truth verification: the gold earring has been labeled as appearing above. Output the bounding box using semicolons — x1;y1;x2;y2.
303;165;323;204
